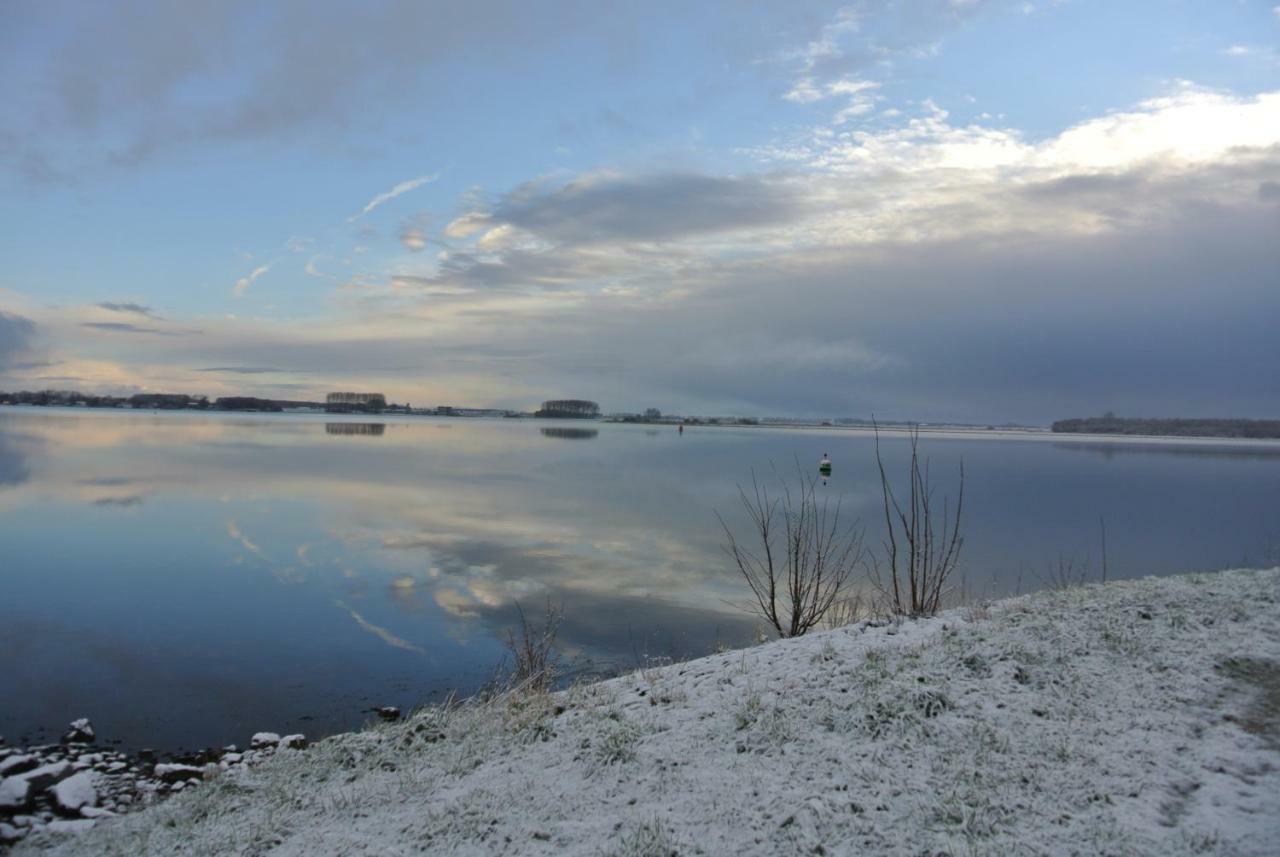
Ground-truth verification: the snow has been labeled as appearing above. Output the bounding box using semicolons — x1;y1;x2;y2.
0;776;30;810
0;755;36;777
249;733;280;750
151;764;203;784
78;807;117;819
51;773;96;814
64;720;94;743
16;761;71;791
14;567;1280;856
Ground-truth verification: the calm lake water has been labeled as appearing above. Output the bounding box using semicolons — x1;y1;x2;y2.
2;407;1279;753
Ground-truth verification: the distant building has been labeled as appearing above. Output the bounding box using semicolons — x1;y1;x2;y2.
326;392;387;414
534;399;600;419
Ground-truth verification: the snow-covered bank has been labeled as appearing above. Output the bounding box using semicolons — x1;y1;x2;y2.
14;568;1280;856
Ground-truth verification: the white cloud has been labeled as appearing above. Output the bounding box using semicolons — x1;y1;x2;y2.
444;212;493;238
784;77;882;124
758;86;1280;178
783;77;825;104
233;263;271;297
348;173;440;222
782;7;861;72
303;257;333;279
400;228;428;252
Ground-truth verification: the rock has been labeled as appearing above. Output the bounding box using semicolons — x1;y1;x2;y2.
19;761;73;791
137;748;155;762
0;754;37;777
80;806;116;819
52;772;97;815
222;744;238;753
220;752;243;765
11;815;37;827
0;822;27;843
47;818;96;834
153;764;203;784
250;732;281;750
376;706;401;721
106;761;128;773
0;776;31;810
62;719;95;744
279;734;307;750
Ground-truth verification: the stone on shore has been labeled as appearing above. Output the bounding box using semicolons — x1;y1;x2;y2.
0;754;37;777
0;776;31;810
0;821;28;843
62;719;95;745
79;806;117;819
152;764;203;784
52;772;97;815
279;734;307;750
375;706;401;721
250;732;281;750
19;761;73;792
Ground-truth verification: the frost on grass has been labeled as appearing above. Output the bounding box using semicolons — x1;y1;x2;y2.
18;567;1280;857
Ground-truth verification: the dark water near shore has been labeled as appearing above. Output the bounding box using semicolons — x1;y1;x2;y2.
2;408;1279;753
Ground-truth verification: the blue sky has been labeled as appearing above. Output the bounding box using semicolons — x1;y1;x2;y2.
1;0;1278;422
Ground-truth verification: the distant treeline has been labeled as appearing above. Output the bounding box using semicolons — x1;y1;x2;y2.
1052;416;1280;439
0;390;320;412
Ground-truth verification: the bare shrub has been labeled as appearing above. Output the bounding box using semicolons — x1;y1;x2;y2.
1037;553;1093;591
821;591;867;629
718;464;866;638
503;599;563;692
870;422;965;616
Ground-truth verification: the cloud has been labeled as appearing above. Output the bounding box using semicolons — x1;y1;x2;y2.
303;257;334;280
0;1;628;179
97;302;159;318
233;264;271;297
399;213;433;252
198;366;302;374
477;171;808;245
81;322;182;336
348;174;439;222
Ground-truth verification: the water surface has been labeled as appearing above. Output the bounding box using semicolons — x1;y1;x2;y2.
2;408;1278;752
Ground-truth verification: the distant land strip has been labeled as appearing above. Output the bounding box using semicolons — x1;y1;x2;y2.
1052;417;1280;439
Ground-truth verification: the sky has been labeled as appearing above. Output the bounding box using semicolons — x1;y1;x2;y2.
0;0;1277;424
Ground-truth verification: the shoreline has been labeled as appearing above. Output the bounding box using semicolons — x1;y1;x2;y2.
9;566;1279;855
8;404;1280;448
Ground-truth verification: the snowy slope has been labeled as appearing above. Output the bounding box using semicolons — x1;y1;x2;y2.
17;567;1280;856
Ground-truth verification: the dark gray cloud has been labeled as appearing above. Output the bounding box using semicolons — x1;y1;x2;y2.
3;0;780;179
0;311;37;370
97;302;159;318
489;172;807;245
198;366;309;375
81;322;186;336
